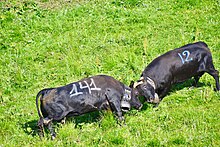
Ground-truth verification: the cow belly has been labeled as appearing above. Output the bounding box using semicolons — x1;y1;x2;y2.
45;102;69;121
67;95;108;115
172;64;200;84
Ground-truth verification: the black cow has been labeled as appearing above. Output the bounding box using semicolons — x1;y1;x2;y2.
36;75;142;139
132;41;219;107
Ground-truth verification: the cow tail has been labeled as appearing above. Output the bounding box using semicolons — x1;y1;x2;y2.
36;89;44;119
36;89;46;138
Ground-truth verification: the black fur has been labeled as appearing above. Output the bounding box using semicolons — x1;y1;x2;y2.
36;75;142;139
133;42;219;106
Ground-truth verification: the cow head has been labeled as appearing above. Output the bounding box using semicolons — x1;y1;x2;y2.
121;88;143;112
130;77;160;104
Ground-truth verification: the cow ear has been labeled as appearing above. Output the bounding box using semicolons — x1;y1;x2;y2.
129;81;134;88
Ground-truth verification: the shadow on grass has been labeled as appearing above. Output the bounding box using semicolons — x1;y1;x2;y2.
70;111;101;129
170;79;207;92
23;119;39;137
22;111;101;137
140;79;208;109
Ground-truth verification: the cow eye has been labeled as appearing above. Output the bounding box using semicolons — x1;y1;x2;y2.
143;85;147;90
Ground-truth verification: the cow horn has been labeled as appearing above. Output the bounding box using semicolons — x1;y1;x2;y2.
133;77;144;88
133;80;144;88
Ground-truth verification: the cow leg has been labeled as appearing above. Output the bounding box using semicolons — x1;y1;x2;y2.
193;72;205;87
37;117;44;139
153;103;160;108
110;97;124;122
61;117;66;124
153;87;170;108
158;87;170;100
202;59;220;91
42;117;56;140
47;120;56;140
207;69;220;91
105;90;124;123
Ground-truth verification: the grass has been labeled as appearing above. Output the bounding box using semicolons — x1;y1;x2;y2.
0;0;220;146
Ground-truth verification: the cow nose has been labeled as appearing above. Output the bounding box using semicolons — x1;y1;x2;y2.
149;97;154;102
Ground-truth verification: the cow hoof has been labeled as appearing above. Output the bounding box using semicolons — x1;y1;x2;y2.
214;88;220;92
138;104;143;110
51;135;56;140
61;117;66;124
119;116;124;122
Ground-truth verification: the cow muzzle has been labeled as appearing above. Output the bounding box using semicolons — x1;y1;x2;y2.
147;93;160;104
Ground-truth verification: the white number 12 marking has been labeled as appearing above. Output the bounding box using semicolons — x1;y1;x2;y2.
178;50;193;64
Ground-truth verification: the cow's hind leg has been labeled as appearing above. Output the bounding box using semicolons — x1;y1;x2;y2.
43;117;56;140
200;58;219;91
37;117;44;139
47;120;56;140
207;69;220;91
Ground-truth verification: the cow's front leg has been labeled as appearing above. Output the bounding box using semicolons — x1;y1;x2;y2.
105;90;124;123
153;103;160;108
158;86;170;99
110;97;124;122
153;87;170;107
193;72;204;87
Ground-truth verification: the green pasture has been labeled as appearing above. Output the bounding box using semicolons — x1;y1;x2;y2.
0;0;219;146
